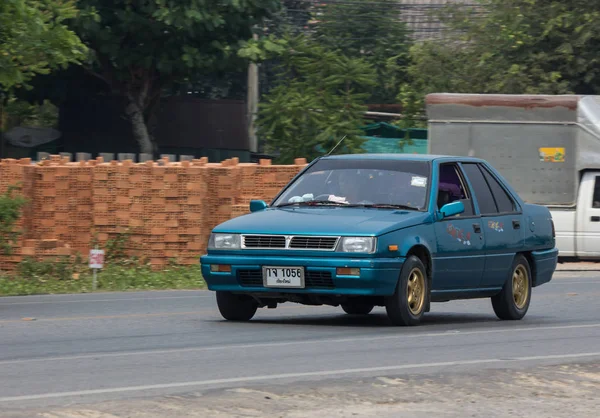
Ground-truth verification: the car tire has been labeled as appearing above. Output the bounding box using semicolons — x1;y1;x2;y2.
491;254;532;320
216;291;258;321
341;300;375;315
385;255;429;326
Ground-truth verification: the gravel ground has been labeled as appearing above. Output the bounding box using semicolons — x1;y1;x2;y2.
8;361;600;418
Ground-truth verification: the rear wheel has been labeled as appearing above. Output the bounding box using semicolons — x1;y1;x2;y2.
216;291;258;321
385;255;428;326
341;300;375;315
491;254;532;320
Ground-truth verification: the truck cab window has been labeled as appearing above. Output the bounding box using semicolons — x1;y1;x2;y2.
437;163;474;216
461;163;498;215
593;176;600;208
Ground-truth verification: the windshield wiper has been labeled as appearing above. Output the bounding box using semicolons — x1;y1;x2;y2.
349;203;419;211
276;200;349;208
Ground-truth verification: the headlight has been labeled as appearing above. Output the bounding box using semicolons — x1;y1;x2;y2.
338;237;376;253
208;233;241;250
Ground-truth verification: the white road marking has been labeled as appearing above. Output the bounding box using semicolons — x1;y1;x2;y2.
1;322;598;366
1;351;598;403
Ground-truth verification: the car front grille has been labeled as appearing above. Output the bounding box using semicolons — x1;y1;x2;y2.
242;235;286;249
237;269;335;289
289;236;338;250
241;235;339;251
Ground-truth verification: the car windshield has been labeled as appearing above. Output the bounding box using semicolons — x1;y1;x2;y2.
273;158;431;210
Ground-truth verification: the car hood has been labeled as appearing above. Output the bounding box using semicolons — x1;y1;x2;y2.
213;207;432;236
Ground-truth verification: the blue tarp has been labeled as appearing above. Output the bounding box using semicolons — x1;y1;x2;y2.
313;122;429;155
360;122;428;154
361;136;428;154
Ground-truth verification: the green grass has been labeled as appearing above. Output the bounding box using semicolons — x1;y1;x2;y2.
0;258;206;296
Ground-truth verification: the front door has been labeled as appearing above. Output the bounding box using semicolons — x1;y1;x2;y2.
432;163;486;290
578;174;600;256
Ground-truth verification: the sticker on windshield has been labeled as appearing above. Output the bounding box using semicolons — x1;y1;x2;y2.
411;176;427;188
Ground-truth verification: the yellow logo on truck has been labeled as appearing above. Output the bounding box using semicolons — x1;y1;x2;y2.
539;147;565;163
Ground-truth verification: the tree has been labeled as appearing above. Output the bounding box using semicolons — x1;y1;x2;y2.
68;0;283;154
400;0;600;122
0;0;87;91
257;34;376;163
312;0;412;104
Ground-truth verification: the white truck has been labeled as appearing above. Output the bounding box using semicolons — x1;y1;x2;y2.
426;93;600;260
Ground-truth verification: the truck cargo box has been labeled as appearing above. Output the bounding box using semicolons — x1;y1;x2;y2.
426;94;600;206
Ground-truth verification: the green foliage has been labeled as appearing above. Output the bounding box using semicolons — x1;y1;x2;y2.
2;97;59;130
1;258;204;296
257;34;376;163
68;0;282;153
103;231;131;264
0;0;87;91
313;0;412;104
18;256;75;281
0;186;27;255
434;0;578;94
398;0;600;125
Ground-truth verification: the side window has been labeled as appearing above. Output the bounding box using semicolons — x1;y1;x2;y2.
462;163;498;215
437;163;474;216
593;176;600;208
480;166;517;213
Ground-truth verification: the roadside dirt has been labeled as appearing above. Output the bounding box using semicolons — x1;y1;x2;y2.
6;361;599;418
556;261;600;271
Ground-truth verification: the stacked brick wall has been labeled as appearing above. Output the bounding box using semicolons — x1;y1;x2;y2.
0;157;306;270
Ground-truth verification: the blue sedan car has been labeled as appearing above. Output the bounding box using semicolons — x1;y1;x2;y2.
200;154;558;326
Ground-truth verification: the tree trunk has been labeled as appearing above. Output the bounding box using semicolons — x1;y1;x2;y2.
125;99;154;154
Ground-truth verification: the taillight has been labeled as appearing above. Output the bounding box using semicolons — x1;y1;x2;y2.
551;220;555;238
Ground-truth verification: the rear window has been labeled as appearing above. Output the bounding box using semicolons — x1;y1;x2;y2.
461;163;498;215
480;166;517;213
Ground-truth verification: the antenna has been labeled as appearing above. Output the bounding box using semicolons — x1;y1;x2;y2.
325;135;347;156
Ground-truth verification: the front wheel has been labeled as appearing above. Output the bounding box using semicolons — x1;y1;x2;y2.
491;254;532;320
385;255;429;326
216;291;258;321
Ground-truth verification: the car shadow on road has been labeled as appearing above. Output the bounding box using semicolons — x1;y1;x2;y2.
220;311;499;328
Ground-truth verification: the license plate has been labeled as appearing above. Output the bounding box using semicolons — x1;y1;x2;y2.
262;266;305;288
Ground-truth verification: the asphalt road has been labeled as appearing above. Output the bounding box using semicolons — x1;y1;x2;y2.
1;270;599;414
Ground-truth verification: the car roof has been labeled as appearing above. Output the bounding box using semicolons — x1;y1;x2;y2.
321;153;486;163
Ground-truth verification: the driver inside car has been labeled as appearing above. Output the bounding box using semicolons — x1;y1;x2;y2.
328;171;373;204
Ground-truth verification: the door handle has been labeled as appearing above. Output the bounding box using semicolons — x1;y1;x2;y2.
513;220;521;229
473;223;481;233
592;216;600;222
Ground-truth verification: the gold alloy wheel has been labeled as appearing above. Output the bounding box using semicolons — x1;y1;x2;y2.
407;268;426;315
512;264;529;310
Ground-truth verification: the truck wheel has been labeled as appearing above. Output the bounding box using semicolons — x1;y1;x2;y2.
341;300;375;315
385;255;429;326
491;254;532;320
216;291;258;321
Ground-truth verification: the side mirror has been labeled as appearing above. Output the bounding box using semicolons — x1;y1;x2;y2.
439;201;465;219
249;200;269;213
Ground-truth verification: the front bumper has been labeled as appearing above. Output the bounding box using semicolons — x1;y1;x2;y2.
200;254;404;296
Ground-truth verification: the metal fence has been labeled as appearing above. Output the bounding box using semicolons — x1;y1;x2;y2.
280;0;485;42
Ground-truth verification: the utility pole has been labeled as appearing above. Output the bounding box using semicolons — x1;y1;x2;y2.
247;32;259;154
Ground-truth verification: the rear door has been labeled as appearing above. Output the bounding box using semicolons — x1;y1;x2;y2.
577;173;600;256
460;163;525;289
